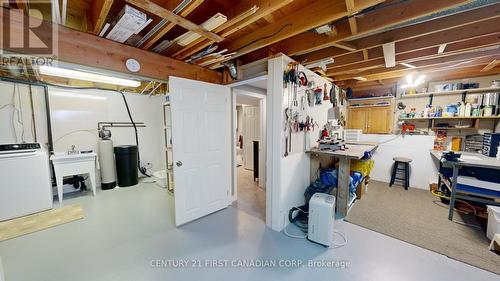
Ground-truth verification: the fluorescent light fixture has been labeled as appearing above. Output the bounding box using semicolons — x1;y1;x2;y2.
51;91;107;101
39;65;141;87
400;62;417;69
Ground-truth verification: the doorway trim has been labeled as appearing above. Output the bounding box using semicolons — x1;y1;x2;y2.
228;75;267;223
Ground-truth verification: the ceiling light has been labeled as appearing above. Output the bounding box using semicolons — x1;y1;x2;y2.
39;65;141;87
401;73;426;89
405;74;413;84
314;24;333;34
400;62;417;69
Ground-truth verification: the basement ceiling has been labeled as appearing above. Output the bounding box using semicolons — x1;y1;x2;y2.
2;0;499;88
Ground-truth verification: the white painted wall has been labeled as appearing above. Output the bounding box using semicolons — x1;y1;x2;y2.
0;82;47;145
267;55;343;231
49;87;165;174
0;81;166;186
359;134;442;190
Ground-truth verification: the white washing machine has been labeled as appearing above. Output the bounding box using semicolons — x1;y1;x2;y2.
0;143;53;221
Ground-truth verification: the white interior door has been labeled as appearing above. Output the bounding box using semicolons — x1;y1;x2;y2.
170;77;231;226
242;106;259;170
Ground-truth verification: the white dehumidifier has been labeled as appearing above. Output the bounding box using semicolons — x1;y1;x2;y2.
308;193;336;247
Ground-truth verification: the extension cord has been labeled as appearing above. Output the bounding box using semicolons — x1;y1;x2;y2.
282;214;348;248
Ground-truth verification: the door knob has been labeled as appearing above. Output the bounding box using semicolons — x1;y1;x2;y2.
176;161;183;167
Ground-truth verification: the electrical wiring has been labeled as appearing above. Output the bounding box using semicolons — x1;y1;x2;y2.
53;129;98;144
329;230;348;249
432;200;482;229
15;84;26;142
234;23;293;53
282;213;348;248
431;189;477;215
41;81;155;177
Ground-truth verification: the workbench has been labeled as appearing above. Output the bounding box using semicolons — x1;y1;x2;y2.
307;143;378;218
430;150;500;220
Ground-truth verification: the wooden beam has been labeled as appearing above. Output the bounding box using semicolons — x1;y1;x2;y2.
321;19;500;73
216;0;383;63
354;3;500;50
1;9;221;83
327;36;500;75
350;65;500;90
362;49;369;60
294;5;500;65
127;0;224;43
171;3;266;59
332;55;497;81
239;0;472;63
481;59;499;72
91;0;113;34
332;42;357;52
141;0;203;50
330;48;500;78
345;0;357;34
382;42;395;67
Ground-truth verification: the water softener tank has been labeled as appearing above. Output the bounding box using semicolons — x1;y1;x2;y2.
98;139;117;190
114;145;139;187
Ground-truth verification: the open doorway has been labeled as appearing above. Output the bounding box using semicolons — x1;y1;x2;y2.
230;76;267;221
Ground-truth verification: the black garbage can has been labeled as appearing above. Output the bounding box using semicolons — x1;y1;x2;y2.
114;145;138;187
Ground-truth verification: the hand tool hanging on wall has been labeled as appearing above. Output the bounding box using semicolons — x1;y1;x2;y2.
323;83;329;101
314;87;323;105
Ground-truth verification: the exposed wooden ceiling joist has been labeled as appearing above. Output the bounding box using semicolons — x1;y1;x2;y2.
352;3;500;50
331;48;500;80
1;8;221;83
333;56;497;82
126;0;224;42
239;0;473;63
91;0;113;34
345;0;357;35
321;18;500;73
141;0;204;50
348;64;500;90
481;59;499;72
212;0;385;65
172;0;295;60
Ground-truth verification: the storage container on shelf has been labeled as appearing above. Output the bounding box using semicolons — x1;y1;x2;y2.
487;205;500;240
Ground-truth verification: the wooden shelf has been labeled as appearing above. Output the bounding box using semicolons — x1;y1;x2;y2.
431;127;476;130
400;87;500;99
399;116;500;120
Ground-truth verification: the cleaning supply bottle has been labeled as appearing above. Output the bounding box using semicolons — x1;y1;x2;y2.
459;102;465;116
464;103;472;116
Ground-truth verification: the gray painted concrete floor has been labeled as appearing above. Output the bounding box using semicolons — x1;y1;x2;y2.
0;183;498;281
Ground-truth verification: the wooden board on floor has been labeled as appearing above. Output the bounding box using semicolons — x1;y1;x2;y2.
0;204;84;241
